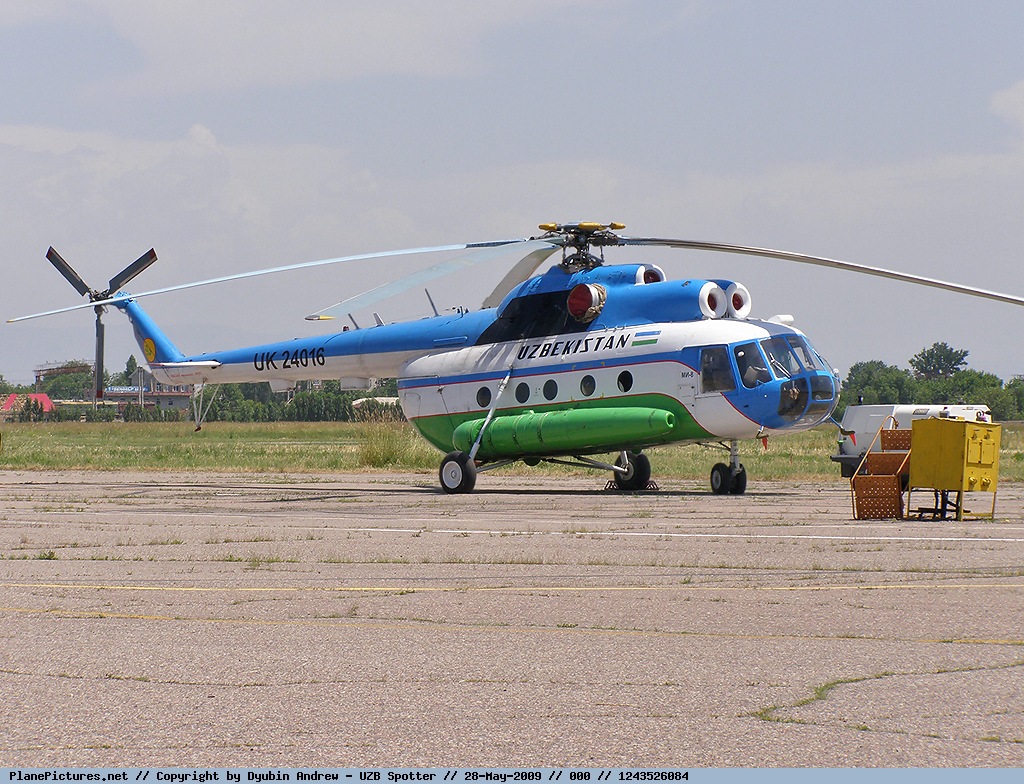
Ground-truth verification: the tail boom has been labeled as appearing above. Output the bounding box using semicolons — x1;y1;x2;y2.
112;295;491;389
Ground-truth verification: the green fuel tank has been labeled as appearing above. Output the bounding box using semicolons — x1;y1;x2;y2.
451;406;676;459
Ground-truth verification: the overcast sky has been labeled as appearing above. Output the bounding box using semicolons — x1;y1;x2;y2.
3;0;1024;387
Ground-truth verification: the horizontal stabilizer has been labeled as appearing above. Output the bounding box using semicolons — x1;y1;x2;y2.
147;359;221;386
151;361;222;370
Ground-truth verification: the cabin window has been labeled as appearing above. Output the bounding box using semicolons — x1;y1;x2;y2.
580;375;596;397
476;387;492;408
734;342;771;388
700;346;735;393
543;379;558;400
515;382;530;404
617;370;634;393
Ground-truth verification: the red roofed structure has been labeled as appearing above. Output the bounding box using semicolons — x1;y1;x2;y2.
2;393;56;421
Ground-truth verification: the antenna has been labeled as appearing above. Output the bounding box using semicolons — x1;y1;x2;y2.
425;288;440;317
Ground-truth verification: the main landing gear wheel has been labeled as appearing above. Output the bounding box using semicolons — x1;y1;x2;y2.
710;462;747;495
439;451;477;494
614;451;651;491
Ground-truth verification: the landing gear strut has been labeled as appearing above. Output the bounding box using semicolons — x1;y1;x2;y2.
710;440;747;495
190;383;218;432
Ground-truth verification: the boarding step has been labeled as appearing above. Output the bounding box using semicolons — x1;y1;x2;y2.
849;420;913;520
851;474;904;520
879;428;913;451
862;451;910;478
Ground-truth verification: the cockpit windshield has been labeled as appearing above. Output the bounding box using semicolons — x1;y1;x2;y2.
760;337;801;378
715;333;837;427
787;335;826;371
759;335;825;379
758;335;836;425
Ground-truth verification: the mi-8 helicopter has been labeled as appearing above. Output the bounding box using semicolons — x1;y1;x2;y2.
12;222;1024;494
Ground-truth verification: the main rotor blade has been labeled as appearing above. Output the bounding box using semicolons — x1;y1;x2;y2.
306;239;559;320
7;299;120;323
619;237;1024;308
9;238;533;323
108;248;157;294
481;243;561;309
46;247;92;298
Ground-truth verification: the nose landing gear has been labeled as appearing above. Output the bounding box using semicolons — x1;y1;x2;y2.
710;462;747;494
710;439;747;495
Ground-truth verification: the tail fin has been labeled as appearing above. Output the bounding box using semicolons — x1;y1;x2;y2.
111;296;186;365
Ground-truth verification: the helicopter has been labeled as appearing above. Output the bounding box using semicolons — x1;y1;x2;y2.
11;222;1024;494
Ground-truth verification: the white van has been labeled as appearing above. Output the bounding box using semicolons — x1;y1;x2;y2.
832;404;991;477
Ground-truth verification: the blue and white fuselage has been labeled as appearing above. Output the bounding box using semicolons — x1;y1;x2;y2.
116;261;840;459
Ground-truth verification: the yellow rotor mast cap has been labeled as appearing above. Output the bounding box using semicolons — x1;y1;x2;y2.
538;222;625;232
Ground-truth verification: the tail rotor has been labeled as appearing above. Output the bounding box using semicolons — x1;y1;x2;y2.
43;247;158;401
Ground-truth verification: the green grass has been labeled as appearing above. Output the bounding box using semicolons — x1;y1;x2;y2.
0;420;1021;481
0;421;419;474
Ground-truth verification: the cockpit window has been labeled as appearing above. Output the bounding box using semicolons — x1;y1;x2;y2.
760;337;802;379
734;342;771;388
787;335;825;371
700;346;735;393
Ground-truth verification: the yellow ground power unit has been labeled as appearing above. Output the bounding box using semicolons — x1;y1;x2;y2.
908;418;1000;520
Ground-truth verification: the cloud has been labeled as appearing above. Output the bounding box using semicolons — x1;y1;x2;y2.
77;0;585;95
0;122;373;257
991;79;1024;144
7;113;1021;281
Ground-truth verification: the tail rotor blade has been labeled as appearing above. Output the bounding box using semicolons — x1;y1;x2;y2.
108;248;158;294
46;247;92;298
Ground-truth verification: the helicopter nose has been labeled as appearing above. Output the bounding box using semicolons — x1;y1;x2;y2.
777;372;837;424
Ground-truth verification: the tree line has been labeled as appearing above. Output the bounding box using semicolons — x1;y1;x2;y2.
0;362;403;424
196;380;403;423
838;342;1024;420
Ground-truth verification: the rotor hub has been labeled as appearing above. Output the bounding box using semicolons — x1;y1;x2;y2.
537;222;626;270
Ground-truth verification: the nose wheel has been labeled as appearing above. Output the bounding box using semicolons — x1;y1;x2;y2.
710;462;747;495
711;439;747;495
